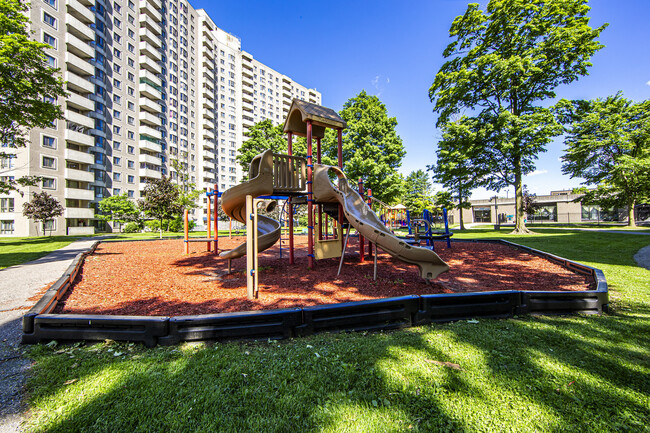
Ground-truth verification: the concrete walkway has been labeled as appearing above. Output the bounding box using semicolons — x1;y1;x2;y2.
0;238;99;433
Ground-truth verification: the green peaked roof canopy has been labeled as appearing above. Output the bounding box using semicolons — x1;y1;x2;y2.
283;99;347;138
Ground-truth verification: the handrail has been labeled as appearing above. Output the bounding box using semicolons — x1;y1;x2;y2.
272;154;307;193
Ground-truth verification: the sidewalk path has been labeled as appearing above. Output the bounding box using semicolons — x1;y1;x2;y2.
0;238;100;433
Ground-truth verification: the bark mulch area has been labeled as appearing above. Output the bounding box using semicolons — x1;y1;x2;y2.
54;237;594;317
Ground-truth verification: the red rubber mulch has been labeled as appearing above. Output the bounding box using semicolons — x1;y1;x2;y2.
54;237;594;316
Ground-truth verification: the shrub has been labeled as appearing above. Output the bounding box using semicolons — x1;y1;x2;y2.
123;222;140;233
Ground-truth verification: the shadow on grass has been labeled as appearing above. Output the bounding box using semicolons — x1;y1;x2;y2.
24;311;650;432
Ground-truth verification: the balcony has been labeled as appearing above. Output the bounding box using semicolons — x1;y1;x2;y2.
139;82;161;101
65;168;94;183
67;226;95;235
203;69;214;82
139;139;162;153
202;109;215;121
65;33;94;59
65;0;94;23
139;125;161;140
65;110;94;129
140;168;162;180
203;129;215;141
65;14;94;41
138;111;161;127
139;3;162;23
139;27;162;48
139;41;161;62
141;18;162;36
65;129;94;147
65;148;94;165
65;187;94;201
64;207;95;219
139;97;161;114
139;56;161;74
203;49;214;61
202;98;214;110
138;153;161;166
66;92;93;111
65;52;93;76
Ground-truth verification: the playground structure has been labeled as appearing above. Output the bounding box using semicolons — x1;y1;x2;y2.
217;100;450;299
183;185;219;254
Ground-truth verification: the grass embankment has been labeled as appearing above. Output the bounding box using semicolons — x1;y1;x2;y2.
0;236;81;269
24;230;650;432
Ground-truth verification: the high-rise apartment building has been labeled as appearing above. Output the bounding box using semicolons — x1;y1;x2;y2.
0;0;321;236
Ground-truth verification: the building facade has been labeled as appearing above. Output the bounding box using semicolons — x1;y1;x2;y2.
451;190;640;226
0;0;321;236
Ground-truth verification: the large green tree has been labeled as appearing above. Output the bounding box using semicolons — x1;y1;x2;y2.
97;194;140;232
325;91;406;204
170;158;201;211
0;0;67;194
429;0;606;233
429;118;487;230
22;191;63;236
139;176;182;238
556;93;650;227
401;170;434;216
236;120;288;177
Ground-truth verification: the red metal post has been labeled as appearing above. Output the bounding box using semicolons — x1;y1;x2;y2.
367;188;373;257
317;136;322;241
337;127;343;236
307;121;314;269
214;184;219;253
358;178;365;261
206;190;211;252
287;132;294;265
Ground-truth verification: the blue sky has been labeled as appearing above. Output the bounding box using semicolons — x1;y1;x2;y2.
193;0;650;199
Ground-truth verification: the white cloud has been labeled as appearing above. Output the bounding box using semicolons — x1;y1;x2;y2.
646;80;650;86
371;75;390;96
526;170;548;177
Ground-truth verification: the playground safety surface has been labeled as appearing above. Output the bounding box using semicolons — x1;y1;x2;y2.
53;237;595;317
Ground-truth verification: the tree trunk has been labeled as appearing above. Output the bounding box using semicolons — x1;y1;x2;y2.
458;186;465;230
627;199;636;228
511;156;532;234
159;217;163;239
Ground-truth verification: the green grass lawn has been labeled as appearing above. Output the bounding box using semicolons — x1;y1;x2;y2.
0;236;83;269
23;230;650;432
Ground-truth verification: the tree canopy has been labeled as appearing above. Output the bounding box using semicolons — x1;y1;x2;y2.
139;176;182;237
429;118;486;229
236;120;288;177
401;170;434;216
556;93;650;227
0;0;67;194
98;194;140;232
324;91;406;204
429;0;606;233
22;191;63;236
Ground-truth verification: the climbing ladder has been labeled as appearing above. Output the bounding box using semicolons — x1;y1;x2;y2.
278;200;296;259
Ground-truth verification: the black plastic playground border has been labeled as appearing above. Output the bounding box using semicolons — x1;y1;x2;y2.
21;238;608;347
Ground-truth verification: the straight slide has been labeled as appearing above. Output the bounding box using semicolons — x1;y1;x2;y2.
313;164;450;280
219;150;281;260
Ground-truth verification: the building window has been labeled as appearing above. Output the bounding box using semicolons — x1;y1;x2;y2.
127;146;134;154
45;54;56;67
113;125;120;135
42;156;56;169
127;190;134;198
113;157;121;166
0;198;15;212
113;172;121;181
42;177;55;189
473;207;491;223
528;204;557;222
0;157;15;169
43;219;56;232
43;0;56;8
113;141;121;151
113;110;121;120
127;160;134;169
0;220;14;234
42;12;56;28
127;175;134;183
43;32;56;48
113;188;120;195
